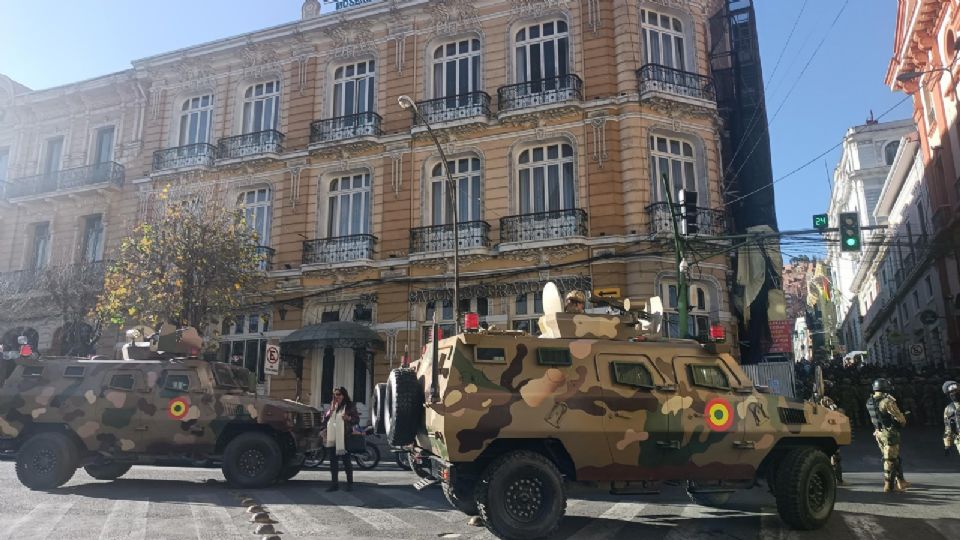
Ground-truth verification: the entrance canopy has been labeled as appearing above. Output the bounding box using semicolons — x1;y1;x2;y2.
281;321;384;350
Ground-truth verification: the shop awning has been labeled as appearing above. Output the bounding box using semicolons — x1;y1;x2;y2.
280;321;384;350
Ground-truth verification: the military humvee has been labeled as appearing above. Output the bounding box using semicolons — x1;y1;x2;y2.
0;326;323;490
378;285;851;540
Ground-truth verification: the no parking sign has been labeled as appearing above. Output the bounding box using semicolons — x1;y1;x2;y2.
264;343;281;376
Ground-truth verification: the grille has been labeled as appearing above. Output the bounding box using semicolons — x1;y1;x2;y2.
300;412;319;429
778;407;807;424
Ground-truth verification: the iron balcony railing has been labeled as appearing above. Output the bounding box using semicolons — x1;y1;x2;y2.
255;245;275;272
637;64;716;102
413;92;492;126
409;221;491;254
497;74;583;113
3;162;124;199
310;112;382;144
152;143;218;171
0;261;109;295
500;208;588;243
218;130;285;160
302;234;377;265
646;202;726;236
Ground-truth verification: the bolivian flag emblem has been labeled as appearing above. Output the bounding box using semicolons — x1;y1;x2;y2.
705;398;733;432
167;397;190;420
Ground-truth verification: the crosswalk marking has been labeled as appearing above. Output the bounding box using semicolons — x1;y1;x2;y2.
570;502;646;539
188;494;245;539
312;488;414;533
98;499;149;540
256;489;339;537
1;500;75;540
369;486;464;523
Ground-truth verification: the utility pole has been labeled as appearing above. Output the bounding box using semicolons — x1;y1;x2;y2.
661;174;689;338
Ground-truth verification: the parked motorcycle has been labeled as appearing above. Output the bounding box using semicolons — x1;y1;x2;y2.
304;426;381;470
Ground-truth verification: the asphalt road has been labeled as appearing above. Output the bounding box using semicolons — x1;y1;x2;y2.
0;427;958;540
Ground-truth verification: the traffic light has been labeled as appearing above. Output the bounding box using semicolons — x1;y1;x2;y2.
678;189;698;235
813;214;828;231
839;212;861;252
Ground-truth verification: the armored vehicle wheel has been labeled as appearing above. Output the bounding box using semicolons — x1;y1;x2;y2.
84;462;132;480
443;478;479;516
16;432;78;490
476;451;566;540
371;383;387;435
385;368;423;447
775;447;836;530
279;463;302;481
222;432;283;489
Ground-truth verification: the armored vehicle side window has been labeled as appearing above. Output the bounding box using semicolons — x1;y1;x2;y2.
476;347;506;364
688;364;730;390
109;373;136;391
23;366;44;377
537;348;572;366
611;362;654;389
63;366;86;378
165;374;191;392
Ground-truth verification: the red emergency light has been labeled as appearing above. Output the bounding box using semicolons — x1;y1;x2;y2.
709;324;726;343
464;312;480;332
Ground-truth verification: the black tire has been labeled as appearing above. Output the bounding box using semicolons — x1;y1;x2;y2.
84;462;132;480
774;448;837;530
395;451;411;470
222;432;284;489
385;368;423;447
16;432;79;490
303;449;324;469
444;478;479;516
475;451;566;540
371;383;387;435
354;442;381;470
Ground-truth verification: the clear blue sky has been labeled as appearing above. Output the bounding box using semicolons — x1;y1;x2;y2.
0;0;910;252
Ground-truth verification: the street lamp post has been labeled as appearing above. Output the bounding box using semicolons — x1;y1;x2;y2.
398;95;461;332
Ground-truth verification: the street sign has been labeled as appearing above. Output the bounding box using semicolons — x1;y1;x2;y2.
264;343;281;376
909;343;925;362
768;320;793;353
593;287;621;298
919;310;939;325
813;214;828;231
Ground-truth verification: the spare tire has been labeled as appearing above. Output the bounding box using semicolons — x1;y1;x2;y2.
385;368;423;447
371;383;388;435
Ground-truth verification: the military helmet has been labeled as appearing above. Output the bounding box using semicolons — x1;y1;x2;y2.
943;380;959;395
564;290;586;304
872;378;892;393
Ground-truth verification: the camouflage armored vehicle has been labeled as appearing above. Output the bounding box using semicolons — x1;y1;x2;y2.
0;326;323;490
378;286;851;539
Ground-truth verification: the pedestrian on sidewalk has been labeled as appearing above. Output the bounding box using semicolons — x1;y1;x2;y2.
943;380;959;456
323;386;359;492
866;378;909;492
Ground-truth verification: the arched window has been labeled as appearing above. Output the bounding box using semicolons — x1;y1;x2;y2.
430;157;482;225
650;135;697;202
238;188;271;246
328;173;371;237
333;60;376;117
515;20;569;84
433;38;481;99
641;9;686;70
242;81;280;133
884;140;900;166
179;95;213;145
518;143;576;214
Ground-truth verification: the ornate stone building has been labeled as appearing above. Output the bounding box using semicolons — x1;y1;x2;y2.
0;0;738;412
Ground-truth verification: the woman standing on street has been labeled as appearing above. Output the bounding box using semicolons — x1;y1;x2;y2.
324;386;359;491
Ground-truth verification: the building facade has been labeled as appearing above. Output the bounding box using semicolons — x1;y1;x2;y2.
0;0;751;411
887;0;960;366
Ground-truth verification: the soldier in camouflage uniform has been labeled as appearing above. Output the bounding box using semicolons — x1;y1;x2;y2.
943;381;960;456
866;378;909;492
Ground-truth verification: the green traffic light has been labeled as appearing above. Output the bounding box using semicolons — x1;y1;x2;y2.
845;238;856;247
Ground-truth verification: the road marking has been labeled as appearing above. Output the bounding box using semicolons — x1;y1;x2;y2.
758;506;801;540
188;494;244;539
842;514;886;540
570;502;646;539
1;500;75;540
256;489;339;537
370;486;464;523
312;488;414;533
98;499;149;540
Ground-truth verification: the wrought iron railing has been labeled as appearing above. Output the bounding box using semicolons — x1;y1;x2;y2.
218;130;284;160
310;112;382;144
497;74;583;112
410;221;491;254
255;246;275;272
0;261;109;295
302;235;377;265
413;92;492;126
3;162;124;199
637;64;716;102
152;143;218;171
646;202;726;236
500;209;588;243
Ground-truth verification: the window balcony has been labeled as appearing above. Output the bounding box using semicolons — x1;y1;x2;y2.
412;92;492;128
2;162;124;201
302;234;377;266
309;112;382;146
499;208;588;244
637;64;716;103
0;261;109;295
409;221;492;254
152;143;218;173
255;245;276;272
646;202;726;236
0;269;42;294
218;130;284;161
497;74;583;113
